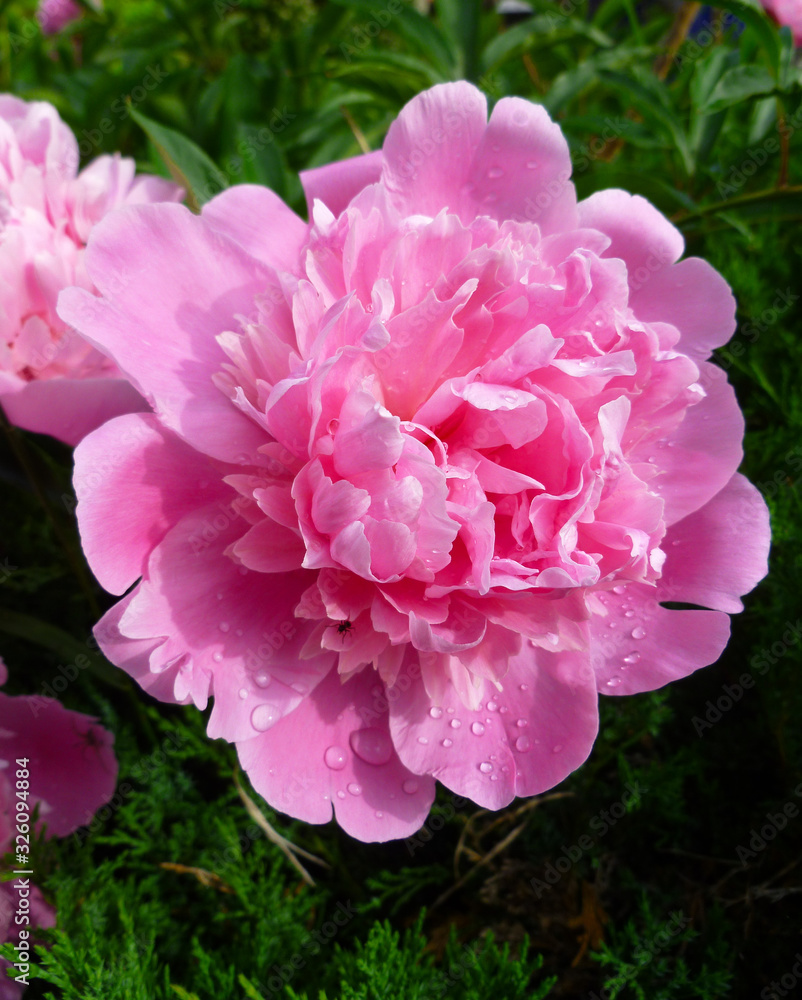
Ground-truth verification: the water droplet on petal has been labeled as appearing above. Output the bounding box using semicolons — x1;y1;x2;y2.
606;677;622;688
254;670;272;688
347;782;362;796
479;761;493;774
324;745;347;770
623;652;641;665
490;774;499;781
336;790;346;799
402;779;419;795
212;651;223;663
487;166;504;179
441;738;453;748
631;626;646;640
417;736;429;745
487;700;499;712
613;585;626;595
350;727;393;766
429;706;443;719
375;811;383;818
251;704;279;732
516;718;528;728
552;744;563;753
623;609;635;619
519;683;529;692
238;688;248;700
219;622;230;633
450;719;462;729
471;722;485;736
291;681;308;695
515;736;531;753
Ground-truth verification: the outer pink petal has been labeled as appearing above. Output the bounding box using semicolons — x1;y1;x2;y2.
577;189;684;277
57;203;275;464
0;376;146;447
388;649;598;809
118;502;333;736
202;185;307;272
300;150;383;218
237;667;435;842
591;584;731;695
644;363;744;525
74;413;230;595
630;257;737;362
468;95;577;233
94;590;190;704
659;473;771;613
381;82;488;220
0;693;117;837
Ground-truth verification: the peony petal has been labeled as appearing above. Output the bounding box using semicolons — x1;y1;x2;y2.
237;667;435;842
388;648;598;809
0;375;146;447
659;473;771;613
202;184;307;272
74;413;230;595
0;692;117;837
300;150;383;218
57;203;276;464
590;583;731;694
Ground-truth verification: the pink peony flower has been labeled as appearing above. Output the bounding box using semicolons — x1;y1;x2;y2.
36;0;102;36
0;95;182;445
62;82;770;842
0;660;117;997
761;0;802;43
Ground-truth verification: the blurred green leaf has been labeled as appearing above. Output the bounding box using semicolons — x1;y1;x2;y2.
701;65;777;113
129;105;228;211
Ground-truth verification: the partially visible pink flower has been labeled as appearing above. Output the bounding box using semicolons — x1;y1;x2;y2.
762;0;802;43
37;0;102;36
63;83;770;842
0;665;117;997
0;94;182;445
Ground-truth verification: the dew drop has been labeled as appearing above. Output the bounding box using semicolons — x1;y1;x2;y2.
254;670;272;688
216;592;224;601
525;159;538;169
450;718;462;729
623;652;641;665
613;585;626;595
251;703;279;732
447;707;455;714
606;677;622;688
347;782;362;796
552;744;563;754
324;745;347;770
515;735;531;752
336;790;346;799
471;722;485;736
402;778;419;795
375;811;383;818
212;651;223;663
631;626;647;640
487;166;504;179
429;706;443;719
490;774;499;781
291;681;308;695
519;683;529;692
349;727;393;766
417;736;429;745
479;761;493;774
219;621;230;633
486;700;499;712
623;610;635;619
516;718;528;728
441;738;453;748
238;688;248;700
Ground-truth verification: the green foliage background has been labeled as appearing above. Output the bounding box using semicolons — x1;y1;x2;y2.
1;1;801;997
